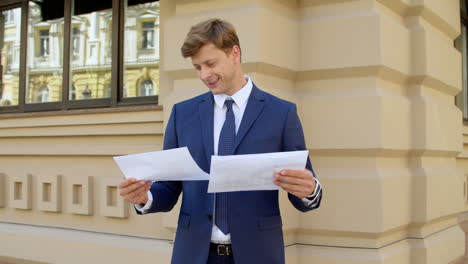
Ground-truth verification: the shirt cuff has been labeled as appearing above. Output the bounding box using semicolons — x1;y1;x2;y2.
134;191;153;214
301;178;322;207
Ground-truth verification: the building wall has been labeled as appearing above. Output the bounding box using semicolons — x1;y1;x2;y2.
0;0;465;263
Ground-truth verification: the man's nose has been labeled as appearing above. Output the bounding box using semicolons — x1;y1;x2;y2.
200;68;211;80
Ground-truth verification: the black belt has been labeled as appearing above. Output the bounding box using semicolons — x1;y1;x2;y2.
210;243;232;256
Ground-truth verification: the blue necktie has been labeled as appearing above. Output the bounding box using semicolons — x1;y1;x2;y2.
215;99;235;235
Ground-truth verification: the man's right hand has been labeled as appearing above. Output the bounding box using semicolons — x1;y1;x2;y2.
119;178;152;205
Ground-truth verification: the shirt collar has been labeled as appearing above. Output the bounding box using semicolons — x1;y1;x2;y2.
213;75;253;109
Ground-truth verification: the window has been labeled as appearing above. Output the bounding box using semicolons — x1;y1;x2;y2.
456;0;468;120
4;10;14;24
36;86;49;102
142;21;155;49
0;0;160;114
39;29;50;57
140;79;154;96
70;0;112;101
124;1;159;99
5;44;12;73
28;1;63;104
70;84;76;100
71;27;80;57
0;6;21;107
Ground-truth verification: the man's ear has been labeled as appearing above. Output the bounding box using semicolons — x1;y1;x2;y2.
231;45;241;64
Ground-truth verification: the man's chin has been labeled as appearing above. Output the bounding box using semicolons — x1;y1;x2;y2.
208;87;223;95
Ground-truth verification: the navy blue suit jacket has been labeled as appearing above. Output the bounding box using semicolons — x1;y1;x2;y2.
144;84;322;264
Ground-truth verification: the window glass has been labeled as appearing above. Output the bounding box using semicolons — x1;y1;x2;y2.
71;27;80;57
123;0;159;98
0;7;21;106
26;1;64;104
70;0;113;100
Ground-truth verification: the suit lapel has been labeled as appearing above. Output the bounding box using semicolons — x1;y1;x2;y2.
198;92;215;166
233;84;265;153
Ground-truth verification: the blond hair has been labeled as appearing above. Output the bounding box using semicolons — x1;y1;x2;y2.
181;18;240;58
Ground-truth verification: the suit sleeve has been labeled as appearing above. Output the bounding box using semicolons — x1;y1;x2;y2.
139;105;183;214
282;104;323;213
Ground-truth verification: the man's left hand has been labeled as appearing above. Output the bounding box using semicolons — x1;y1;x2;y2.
273;169;316;199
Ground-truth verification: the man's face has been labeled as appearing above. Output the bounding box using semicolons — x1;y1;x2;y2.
191;43;240;96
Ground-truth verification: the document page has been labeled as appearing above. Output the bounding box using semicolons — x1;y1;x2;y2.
207;150;308;193
113;147;209;181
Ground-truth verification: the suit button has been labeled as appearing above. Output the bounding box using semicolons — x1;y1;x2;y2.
208;214;213;221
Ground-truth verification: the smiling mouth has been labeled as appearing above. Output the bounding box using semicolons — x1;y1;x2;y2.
207;78;219;86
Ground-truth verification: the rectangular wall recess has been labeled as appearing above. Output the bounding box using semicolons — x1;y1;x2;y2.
69;176;93;215
37;175;61;212
101;177;128;218
9;174;32;210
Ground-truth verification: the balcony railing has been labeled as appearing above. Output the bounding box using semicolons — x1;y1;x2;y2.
137;48;157;61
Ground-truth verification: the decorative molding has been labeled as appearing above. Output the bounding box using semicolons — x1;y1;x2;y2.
101;177;128;218
0;143;163;156
69;176;94;215
9;174;32;210
37;174;62;212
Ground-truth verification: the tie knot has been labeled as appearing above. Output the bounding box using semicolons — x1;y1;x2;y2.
224;99;234;110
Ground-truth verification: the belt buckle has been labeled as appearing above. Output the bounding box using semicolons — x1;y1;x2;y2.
217;244;230;256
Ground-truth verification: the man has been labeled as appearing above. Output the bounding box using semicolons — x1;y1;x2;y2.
119;18;322;264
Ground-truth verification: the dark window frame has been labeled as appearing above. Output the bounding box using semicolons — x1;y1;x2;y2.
0;0;159;114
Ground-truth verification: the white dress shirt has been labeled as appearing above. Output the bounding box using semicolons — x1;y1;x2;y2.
135;75;322;244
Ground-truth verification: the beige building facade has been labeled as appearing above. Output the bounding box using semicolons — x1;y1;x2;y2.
0;0;466;263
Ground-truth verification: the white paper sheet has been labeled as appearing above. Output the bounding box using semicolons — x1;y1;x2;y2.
207;150;309;193
113;147;209;181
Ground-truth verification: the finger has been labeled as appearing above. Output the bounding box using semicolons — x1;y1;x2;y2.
274;183;309;199
274;173;304;185
126;181;152;200
276;173;316;191
275;179;314;196
126;186;149;203
140;181;153;193
274;180;304;193
120;180;147;196
119;177;137;189
279;169;313;179
144;181;152;190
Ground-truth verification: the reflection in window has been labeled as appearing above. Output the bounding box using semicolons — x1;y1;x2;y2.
105;86;111;98
5;45;12;73
4;10;14;24
81;86;92;99
142;21;154;49
70;84;76;100
39;30;50;57
70;0;112;100
124;1;159;98
140;80;154;96
26;1;63;103
36;87;50;102
0;7;21;106
72;27;80;56
1;0;159;111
